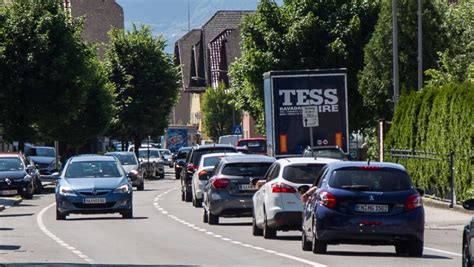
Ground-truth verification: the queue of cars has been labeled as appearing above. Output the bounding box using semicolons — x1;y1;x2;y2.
176;143;431;258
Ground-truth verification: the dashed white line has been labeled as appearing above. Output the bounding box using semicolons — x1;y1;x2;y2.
425;247;462;257
37;203;96;264
153;187;326;267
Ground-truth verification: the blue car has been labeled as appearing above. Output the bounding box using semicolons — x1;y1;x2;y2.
55;155;135;220
301;161;424;257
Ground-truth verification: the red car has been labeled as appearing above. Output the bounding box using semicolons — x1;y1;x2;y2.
236;138;266;155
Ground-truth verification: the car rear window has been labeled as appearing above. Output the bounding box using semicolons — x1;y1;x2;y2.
203;156;223;167
221;162;272;177
237;140;266;153
282;164;325;184
329;168;412;192
192;148;237;165
304;149;345;159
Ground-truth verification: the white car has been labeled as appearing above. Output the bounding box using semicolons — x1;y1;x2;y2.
138;148;165;178
252;157;340;239
191;152;240;207
159;149;174;167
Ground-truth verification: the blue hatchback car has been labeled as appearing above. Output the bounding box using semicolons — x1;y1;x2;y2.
301;161;424;257
55;155;135;220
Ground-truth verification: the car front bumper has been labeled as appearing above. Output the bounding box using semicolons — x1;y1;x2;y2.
56;192;132;215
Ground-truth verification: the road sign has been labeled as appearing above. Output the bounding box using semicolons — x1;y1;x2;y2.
232;125;242;135
302;106;319;127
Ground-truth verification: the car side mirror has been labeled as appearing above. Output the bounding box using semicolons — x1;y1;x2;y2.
416;188;425;197
298;185;311;195
463;199;474;211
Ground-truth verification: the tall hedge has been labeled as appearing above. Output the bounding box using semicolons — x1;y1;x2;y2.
385;83;474;200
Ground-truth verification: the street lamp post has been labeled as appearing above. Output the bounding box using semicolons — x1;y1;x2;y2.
392;0;399;106
417;0;423;90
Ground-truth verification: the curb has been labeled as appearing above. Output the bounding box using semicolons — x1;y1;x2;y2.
423;196;474;215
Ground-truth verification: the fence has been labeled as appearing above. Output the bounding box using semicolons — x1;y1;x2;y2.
385;149;457;207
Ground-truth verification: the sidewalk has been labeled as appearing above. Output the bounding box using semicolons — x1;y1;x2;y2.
0;196;23;212
424;197;473;230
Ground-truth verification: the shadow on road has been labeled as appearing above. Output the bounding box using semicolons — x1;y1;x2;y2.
0;213;34;218
0;264;198;267
65;216;148;221
16;203;37;207
0;245;21;251
0;228;14;231
218;222;252;226
326;250;452;260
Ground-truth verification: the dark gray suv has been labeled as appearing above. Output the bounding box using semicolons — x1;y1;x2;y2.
202;154;275;225
180;144;237;202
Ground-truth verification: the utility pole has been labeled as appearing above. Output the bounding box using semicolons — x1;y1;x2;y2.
187;0;191;32
417;0;423;90
392;0;399;106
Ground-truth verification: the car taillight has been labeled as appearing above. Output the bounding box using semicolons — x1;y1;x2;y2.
319;191;336;208
211;177;230;189
359;166;380;170
187;163;197;173
406;193;422;210
198;170;208;180
272;182;296;193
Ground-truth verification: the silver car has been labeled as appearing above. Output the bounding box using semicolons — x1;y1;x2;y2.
138;148;165;178
159;149;174;167
105;152;144;191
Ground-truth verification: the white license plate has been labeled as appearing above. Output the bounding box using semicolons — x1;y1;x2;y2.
239;184;257;191
355;204;389;213
83;198;106;204
0;190;17;195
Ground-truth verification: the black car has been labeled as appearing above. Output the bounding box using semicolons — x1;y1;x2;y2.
0;153;37;199
26;146;59;186
301;161;425;256
463;199;474;267
174;146;191;180
302;146;348;160
180;144;237;202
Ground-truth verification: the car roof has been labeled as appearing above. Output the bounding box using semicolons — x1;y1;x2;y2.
222;154;275;163
238;138;266;141
0;153;22;158
327;161;406;171
29;146;54;149
138;148;160;151
201;152;241;159
276;157;341;166
178;146;192;150
193;144;235;150
70;155;117;162
105;152;135;156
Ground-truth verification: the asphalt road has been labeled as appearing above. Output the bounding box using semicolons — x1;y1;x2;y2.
0;167;467;266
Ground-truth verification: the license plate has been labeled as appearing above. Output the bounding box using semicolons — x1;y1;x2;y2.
83;198;106;204
355;204;389;213
0;190;17;195
239;184;257;191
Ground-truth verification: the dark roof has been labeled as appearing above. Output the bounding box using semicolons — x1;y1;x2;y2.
175;29;206;92
327;161;407;171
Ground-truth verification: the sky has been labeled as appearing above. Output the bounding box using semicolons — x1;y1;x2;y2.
115;0;283;52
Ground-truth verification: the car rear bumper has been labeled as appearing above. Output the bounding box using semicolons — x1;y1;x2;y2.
56;193;132;215
208;192;254;217
0;181;32;195
315;207;424;244
267;211;302;230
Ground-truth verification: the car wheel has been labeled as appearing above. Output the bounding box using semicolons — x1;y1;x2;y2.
463;236;471;267
395;242;409;255
34;178;43;194
175;174;180;180
185;189;192;202
203;208;209;223
208;211;219;225
311;224;327;254
137;182;144;191
302;230;311;251
159;173;165;179
263;213;276;239
252;214;263;236
408;240;423;257
21;191;33;200
122;207;133;219
56;208;66;220
181;190;185;201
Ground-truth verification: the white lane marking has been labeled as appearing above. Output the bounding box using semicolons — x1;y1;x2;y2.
153;187;326;267
425;247;462;257
37;203;96;264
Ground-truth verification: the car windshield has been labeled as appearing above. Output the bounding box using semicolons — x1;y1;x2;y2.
237;140;266;153
109;154;137;165
221;162;272;177
282;164;326;184
329;168;412;192
177;149;190;159
203;156;223;167
192;148;237;166
160;150;171;156
65;161;123;178
138;150;161;158
28;147;55;157
0;157;23;171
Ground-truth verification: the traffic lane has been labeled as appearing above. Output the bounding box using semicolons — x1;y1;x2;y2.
158;180;461;267
39;177;305;266
0;193;81;264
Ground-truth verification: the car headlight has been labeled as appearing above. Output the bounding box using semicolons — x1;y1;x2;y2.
23;175;32;182
113;184;131;194
59;186;76;196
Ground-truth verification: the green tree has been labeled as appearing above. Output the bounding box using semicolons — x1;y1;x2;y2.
202;83;241;142
358;0;448;124
105;25;180;154
0;0;108;151
229;0;381;131
426;0;474;86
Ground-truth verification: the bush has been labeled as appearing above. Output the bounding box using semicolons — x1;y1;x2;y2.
385;83;474;200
